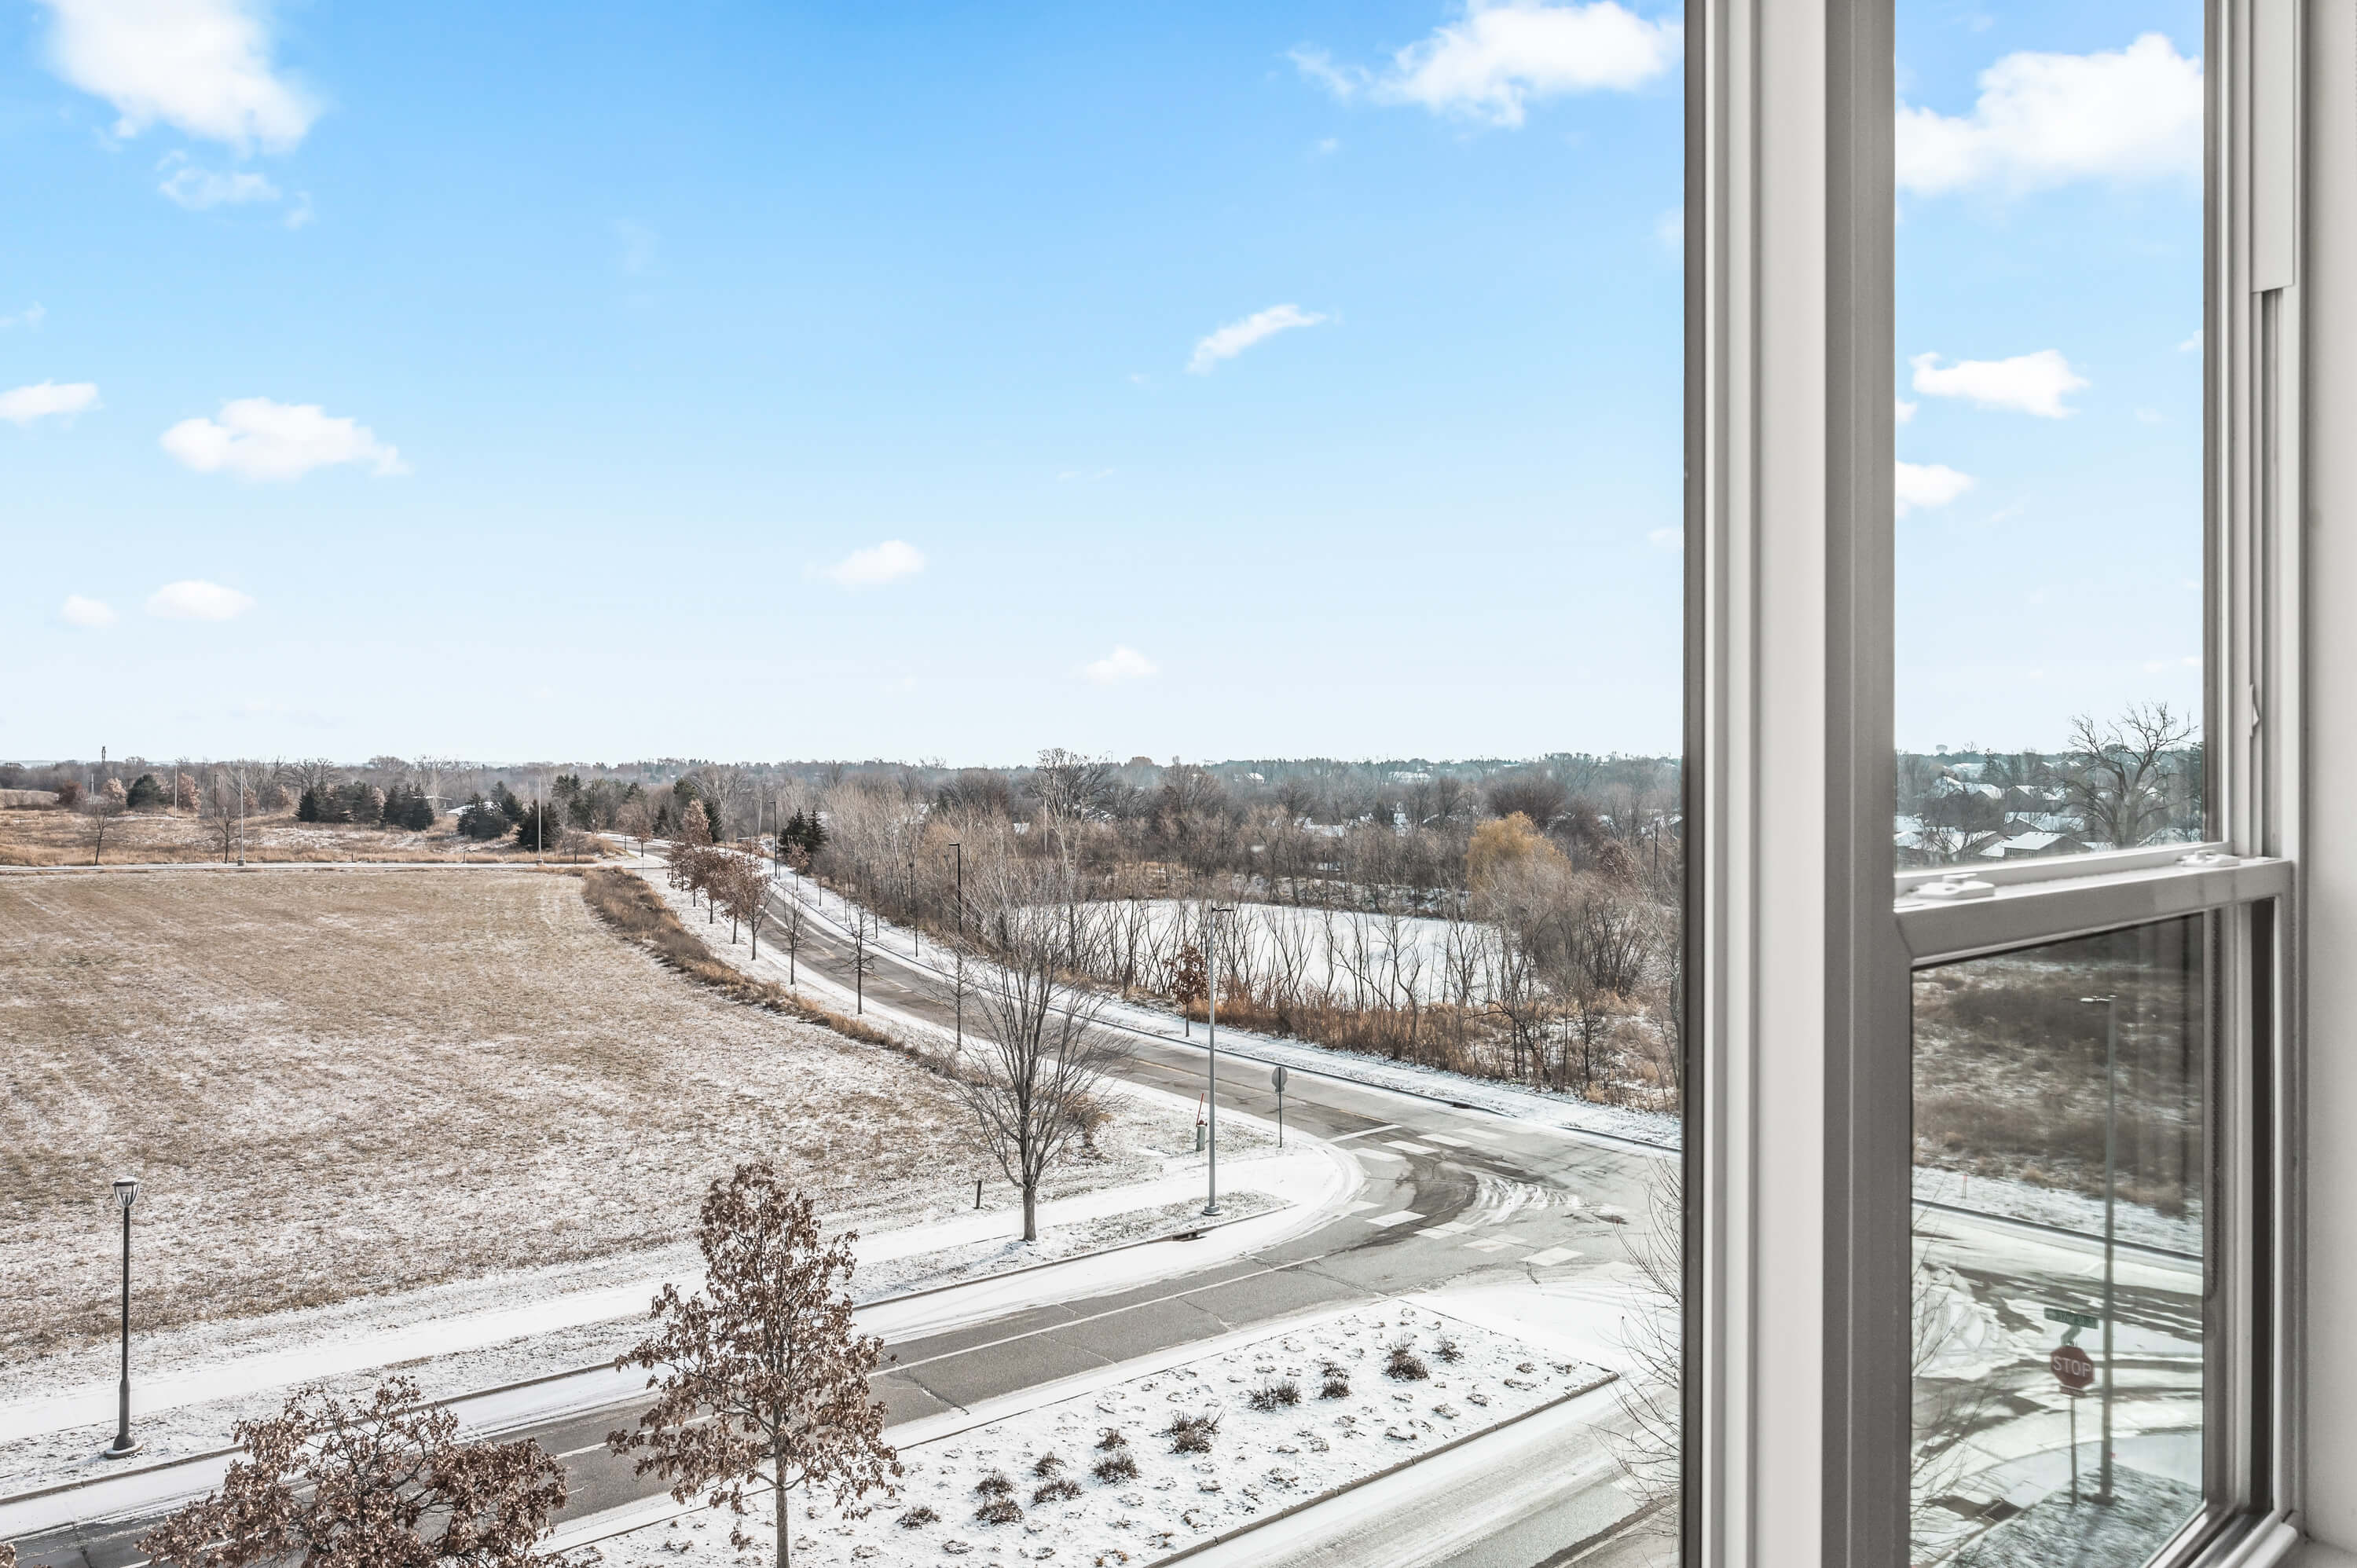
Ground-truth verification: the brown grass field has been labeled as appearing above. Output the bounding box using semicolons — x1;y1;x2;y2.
0;867;1063;1361
0;805;597;867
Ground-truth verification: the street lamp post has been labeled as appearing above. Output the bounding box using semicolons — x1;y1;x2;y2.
106;1176;141;1458
2080;992;2120;1504
1203;903;1233;1217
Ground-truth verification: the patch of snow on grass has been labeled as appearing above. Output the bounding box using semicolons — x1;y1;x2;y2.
592;1300;1611;1568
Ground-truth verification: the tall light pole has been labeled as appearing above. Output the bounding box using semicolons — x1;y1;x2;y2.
106;1176;141;1458
1203;903;1233;1217
2080;992;2120;1504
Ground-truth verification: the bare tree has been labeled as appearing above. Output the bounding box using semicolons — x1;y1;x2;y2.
609;1165;898;1568
776;888;809;986
1605;1169;1681;1541
139;1377;572;1568
939;885;1129;1241
1028;748;1122;822
79;797;125;866
200;769;244;863
847;908;878;1013
2065;702;2198;850
617;800;653;856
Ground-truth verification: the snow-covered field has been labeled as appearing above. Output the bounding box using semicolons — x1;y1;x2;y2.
591;1300;1611;1568
0;868;1262;1479
1098;900;1493;1008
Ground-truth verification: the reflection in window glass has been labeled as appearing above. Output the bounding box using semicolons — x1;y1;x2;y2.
1893;1;2206;867
1;5;1686;1568
1911;918;2209;1564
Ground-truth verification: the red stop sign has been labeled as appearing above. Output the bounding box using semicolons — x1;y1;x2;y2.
2051;1344;2095;1392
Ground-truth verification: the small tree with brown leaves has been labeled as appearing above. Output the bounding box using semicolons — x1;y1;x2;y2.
716;853;769;955
610;1165;898;1568
139;1377;570;1568
1169;942;1208;1039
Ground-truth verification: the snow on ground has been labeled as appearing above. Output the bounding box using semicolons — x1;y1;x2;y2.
588;1299;1611;1568
772;872;1684;1152
1912;1166;2200;1257
0;867;1314;1495
0;1157;1316;1495
1093;899;1492;1007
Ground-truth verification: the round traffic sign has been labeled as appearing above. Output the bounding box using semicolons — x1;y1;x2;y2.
2051;1344;2095;1392
1270;1065;1288;1095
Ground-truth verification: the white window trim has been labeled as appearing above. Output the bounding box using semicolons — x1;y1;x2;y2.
1692;0;2305;1560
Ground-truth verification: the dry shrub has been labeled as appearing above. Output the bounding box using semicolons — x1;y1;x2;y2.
1384;1339;1429;1381
1032;1478;1081;1505
1247;1380;1300;1412
1091;1452;1138;1484
1164;1412;1219;1454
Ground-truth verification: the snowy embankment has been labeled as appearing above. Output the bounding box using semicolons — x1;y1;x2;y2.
771;871;1683;1152
1912;1165;2201;1257
0;1142;1342;1501
584;1300;1612;1568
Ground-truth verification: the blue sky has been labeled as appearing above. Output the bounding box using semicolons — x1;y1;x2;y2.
2;2;2197;764
1894;0;2205;753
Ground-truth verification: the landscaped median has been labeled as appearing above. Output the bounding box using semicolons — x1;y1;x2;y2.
575;1299;1612;1568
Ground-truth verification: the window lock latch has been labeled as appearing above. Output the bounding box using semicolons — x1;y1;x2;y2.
1910;877;1996;903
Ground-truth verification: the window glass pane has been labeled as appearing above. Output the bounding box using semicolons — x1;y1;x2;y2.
1893;0;2206;867
1911;917;2210;1563
2;6;1685;1568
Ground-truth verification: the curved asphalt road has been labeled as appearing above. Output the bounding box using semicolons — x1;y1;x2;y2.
13;873;1672;1568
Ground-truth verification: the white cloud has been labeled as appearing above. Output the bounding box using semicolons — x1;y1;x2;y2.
159;160;279;208
1895;460;1974;517
1188;304;1328;374
1296;1;1681;126
1083;646;1158;685
146;578;255;620
0;303;46;331
816;540;926;589
60;595;116;628
38;0;319;152
1909;349;2088;418
1646;526;1681;549
162;397;406;480
2177;332;2201;353
1895;398;1917;423
1896;34;2201;196
1653;207;1681;256
1;381;101;423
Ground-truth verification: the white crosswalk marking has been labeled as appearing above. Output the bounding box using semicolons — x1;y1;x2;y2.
1464;1236;1528;1252
1345;1199;1384;1213
1363;1209;1424;1227
1422;1134;1474;1148
1523;1247;1582;1267
1385;1140;1439;1155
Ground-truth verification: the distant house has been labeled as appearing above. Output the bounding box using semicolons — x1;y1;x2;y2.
1932;778;2003;803
1974;830;2091;860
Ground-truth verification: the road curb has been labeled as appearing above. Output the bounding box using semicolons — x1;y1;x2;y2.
0;1202;1325;1522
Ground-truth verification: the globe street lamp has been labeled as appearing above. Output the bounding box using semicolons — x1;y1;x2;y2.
106;1176;141;1458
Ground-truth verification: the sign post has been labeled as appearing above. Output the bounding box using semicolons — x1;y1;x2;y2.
1270;1065;1288;1149
2046;1307;2101;1508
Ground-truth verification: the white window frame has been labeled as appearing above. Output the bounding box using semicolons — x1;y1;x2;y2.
1688;0;2305;1560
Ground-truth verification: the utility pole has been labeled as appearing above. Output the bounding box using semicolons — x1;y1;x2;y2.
2082;992;2120;1504
1203;903;1233;1217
